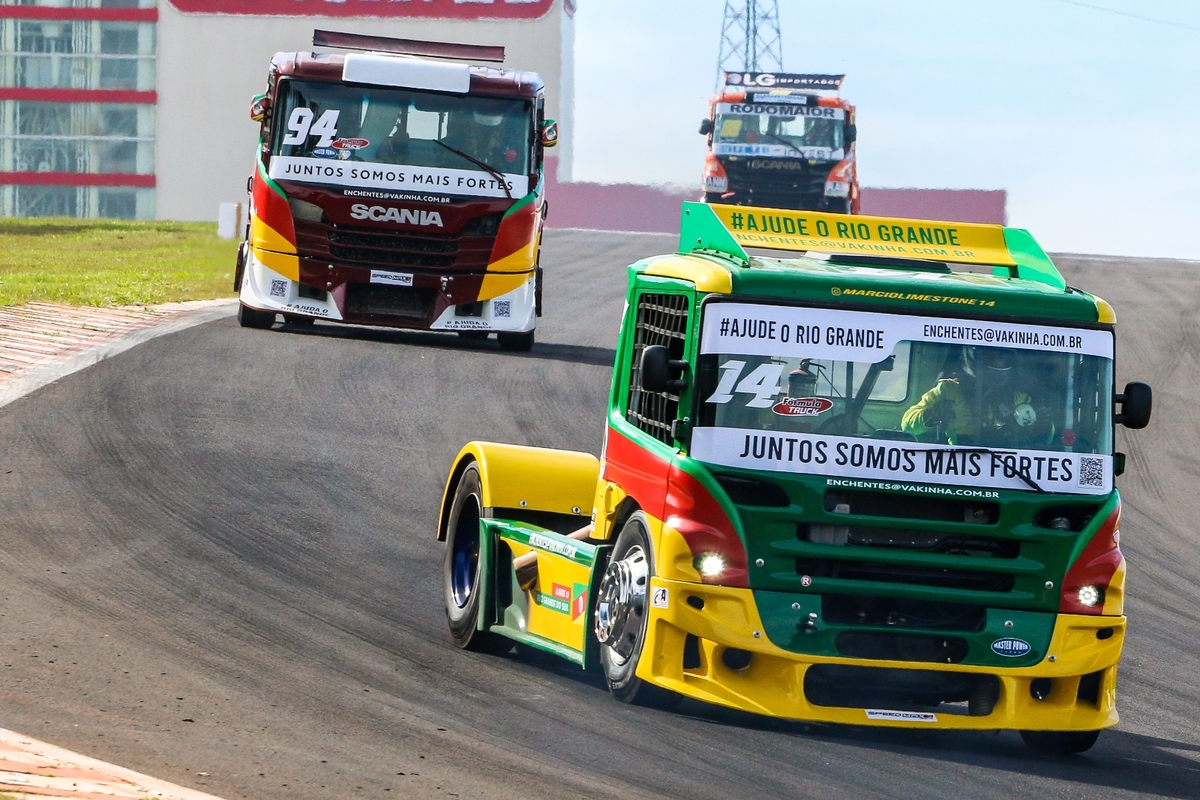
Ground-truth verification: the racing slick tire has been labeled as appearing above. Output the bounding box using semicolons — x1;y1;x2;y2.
1018;729;1101;755
497;330;535;352
237;303;276;330
443;463;511;654
596;512;678;708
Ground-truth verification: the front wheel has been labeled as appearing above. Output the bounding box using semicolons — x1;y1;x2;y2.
497;330;534;352
1019;729;1101;755
595;512;675;706
443;463;510;654
237;303;275;329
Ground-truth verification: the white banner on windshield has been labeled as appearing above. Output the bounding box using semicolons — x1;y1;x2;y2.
712;143;844;160
268;156;528;199
690;427;1113;495
701;303;1114;362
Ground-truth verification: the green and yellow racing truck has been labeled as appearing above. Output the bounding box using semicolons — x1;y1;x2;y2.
437;202;1152;753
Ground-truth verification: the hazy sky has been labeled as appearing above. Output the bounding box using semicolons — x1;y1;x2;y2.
571;1;1200;259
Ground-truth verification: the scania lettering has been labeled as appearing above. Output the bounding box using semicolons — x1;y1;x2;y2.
234;30;559;352
699;72;858;213
437;202;1153;755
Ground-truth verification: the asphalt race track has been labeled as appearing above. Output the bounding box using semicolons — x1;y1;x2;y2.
1;230;1197;799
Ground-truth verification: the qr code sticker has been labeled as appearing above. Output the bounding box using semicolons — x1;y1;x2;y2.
269;279;287;298
1079;457;1104;487
493;300;511;318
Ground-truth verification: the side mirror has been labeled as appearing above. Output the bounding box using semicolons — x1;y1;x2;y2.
540;119;559;148
250;93;270;123
699;118;715;136
640;345;688;393
1115;381;1152;429
845;123;857;144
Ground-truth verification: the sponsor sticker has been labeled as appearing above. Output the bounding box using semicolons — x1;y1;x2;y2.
332;137;370;150
990;637;1033;657
536;591;570;614
772;397;833;417
312;147;338;159
651;587;669;609
369;270;413;287
571;583;588;621
866;709;938;723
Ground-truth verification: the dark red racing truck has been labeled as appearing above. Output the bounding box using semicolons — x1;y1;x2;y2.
700;72;858;214
235;30;558;351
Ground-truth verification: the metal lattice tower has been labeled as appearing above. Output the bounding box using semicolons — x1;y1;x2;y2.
716;0;783;88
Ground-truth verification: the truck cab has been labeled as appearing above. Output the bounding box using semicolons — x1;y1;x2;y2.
700;72;857;214
235;30;558;351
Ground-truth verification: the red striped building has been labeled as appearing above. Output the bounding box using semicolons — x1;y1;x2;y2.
0;0;573;220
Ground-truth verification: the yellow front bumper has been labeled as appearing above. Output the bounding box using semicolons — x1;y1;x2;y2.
637;578;1123;731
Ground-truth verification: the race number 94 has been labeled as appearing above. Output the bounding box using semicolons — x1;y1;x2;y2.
282;108;341;148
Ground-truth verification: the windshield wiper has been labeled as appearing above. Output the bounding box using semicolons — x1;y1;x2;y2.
948;447;1046;493
434;140;513;200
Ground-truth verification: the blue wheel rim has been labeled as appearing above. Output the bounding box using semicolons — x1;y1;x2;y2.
450;514;480;609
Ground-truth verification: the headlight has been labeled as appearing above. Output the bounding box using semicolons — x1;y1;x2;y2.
695;553;726;578
288;197;324;223
1077;585;1103;607
824;181;850;198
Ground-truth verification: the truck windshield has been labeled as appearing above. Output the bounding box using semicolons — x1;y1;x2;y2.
712;101;844;160
691;301;1116;495
269;78;533;193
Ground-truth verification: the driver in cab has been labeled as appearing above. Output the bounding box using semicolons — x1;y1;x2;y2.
901;346;1052;447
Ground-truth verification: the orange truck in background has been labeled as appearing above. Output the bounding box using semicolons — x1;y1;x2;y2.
700;72;858;214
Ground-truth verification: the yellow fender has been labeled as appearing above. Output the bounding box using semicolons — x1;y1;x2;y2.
437;442;600;540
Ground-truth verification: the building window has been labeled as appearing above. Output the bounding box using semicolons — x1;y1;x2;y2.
0;5;157;219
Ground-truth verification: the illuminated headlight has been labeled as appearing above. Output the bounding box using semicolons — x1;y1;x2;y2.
695;553;726;578
704;175;729;192
1077;585;1103;607
287;197;324;223
824;181;850;198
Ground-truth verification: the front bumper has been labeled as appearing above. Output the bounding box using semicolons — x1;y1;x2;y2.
239;246;536;333
638;578;1122;731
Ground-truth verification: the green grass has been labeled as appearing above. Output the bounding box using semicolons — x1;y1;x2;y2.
0;218;241;307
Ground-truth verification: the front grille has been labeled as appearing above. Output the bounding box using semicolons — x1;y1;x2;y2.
800;524;1019;558
330;244;456;269
318;223;492;271
822;594;987;632
344;283;437;320
723;160;827;209
329;229;458;254
796;559;1016;594
835;631;969;663
826;489;999;525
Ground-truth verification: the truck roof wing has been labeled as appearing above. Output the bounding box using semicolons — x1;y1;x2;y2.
678;202;1065;290
312;29;505;63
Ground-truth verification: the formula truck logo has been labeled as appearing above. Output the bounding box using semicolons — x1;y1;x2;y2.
350;204;444;228
772;397;833;417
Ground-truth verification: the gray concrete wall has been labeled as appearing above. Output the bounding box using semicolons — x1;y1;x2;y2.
155;2;573;221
